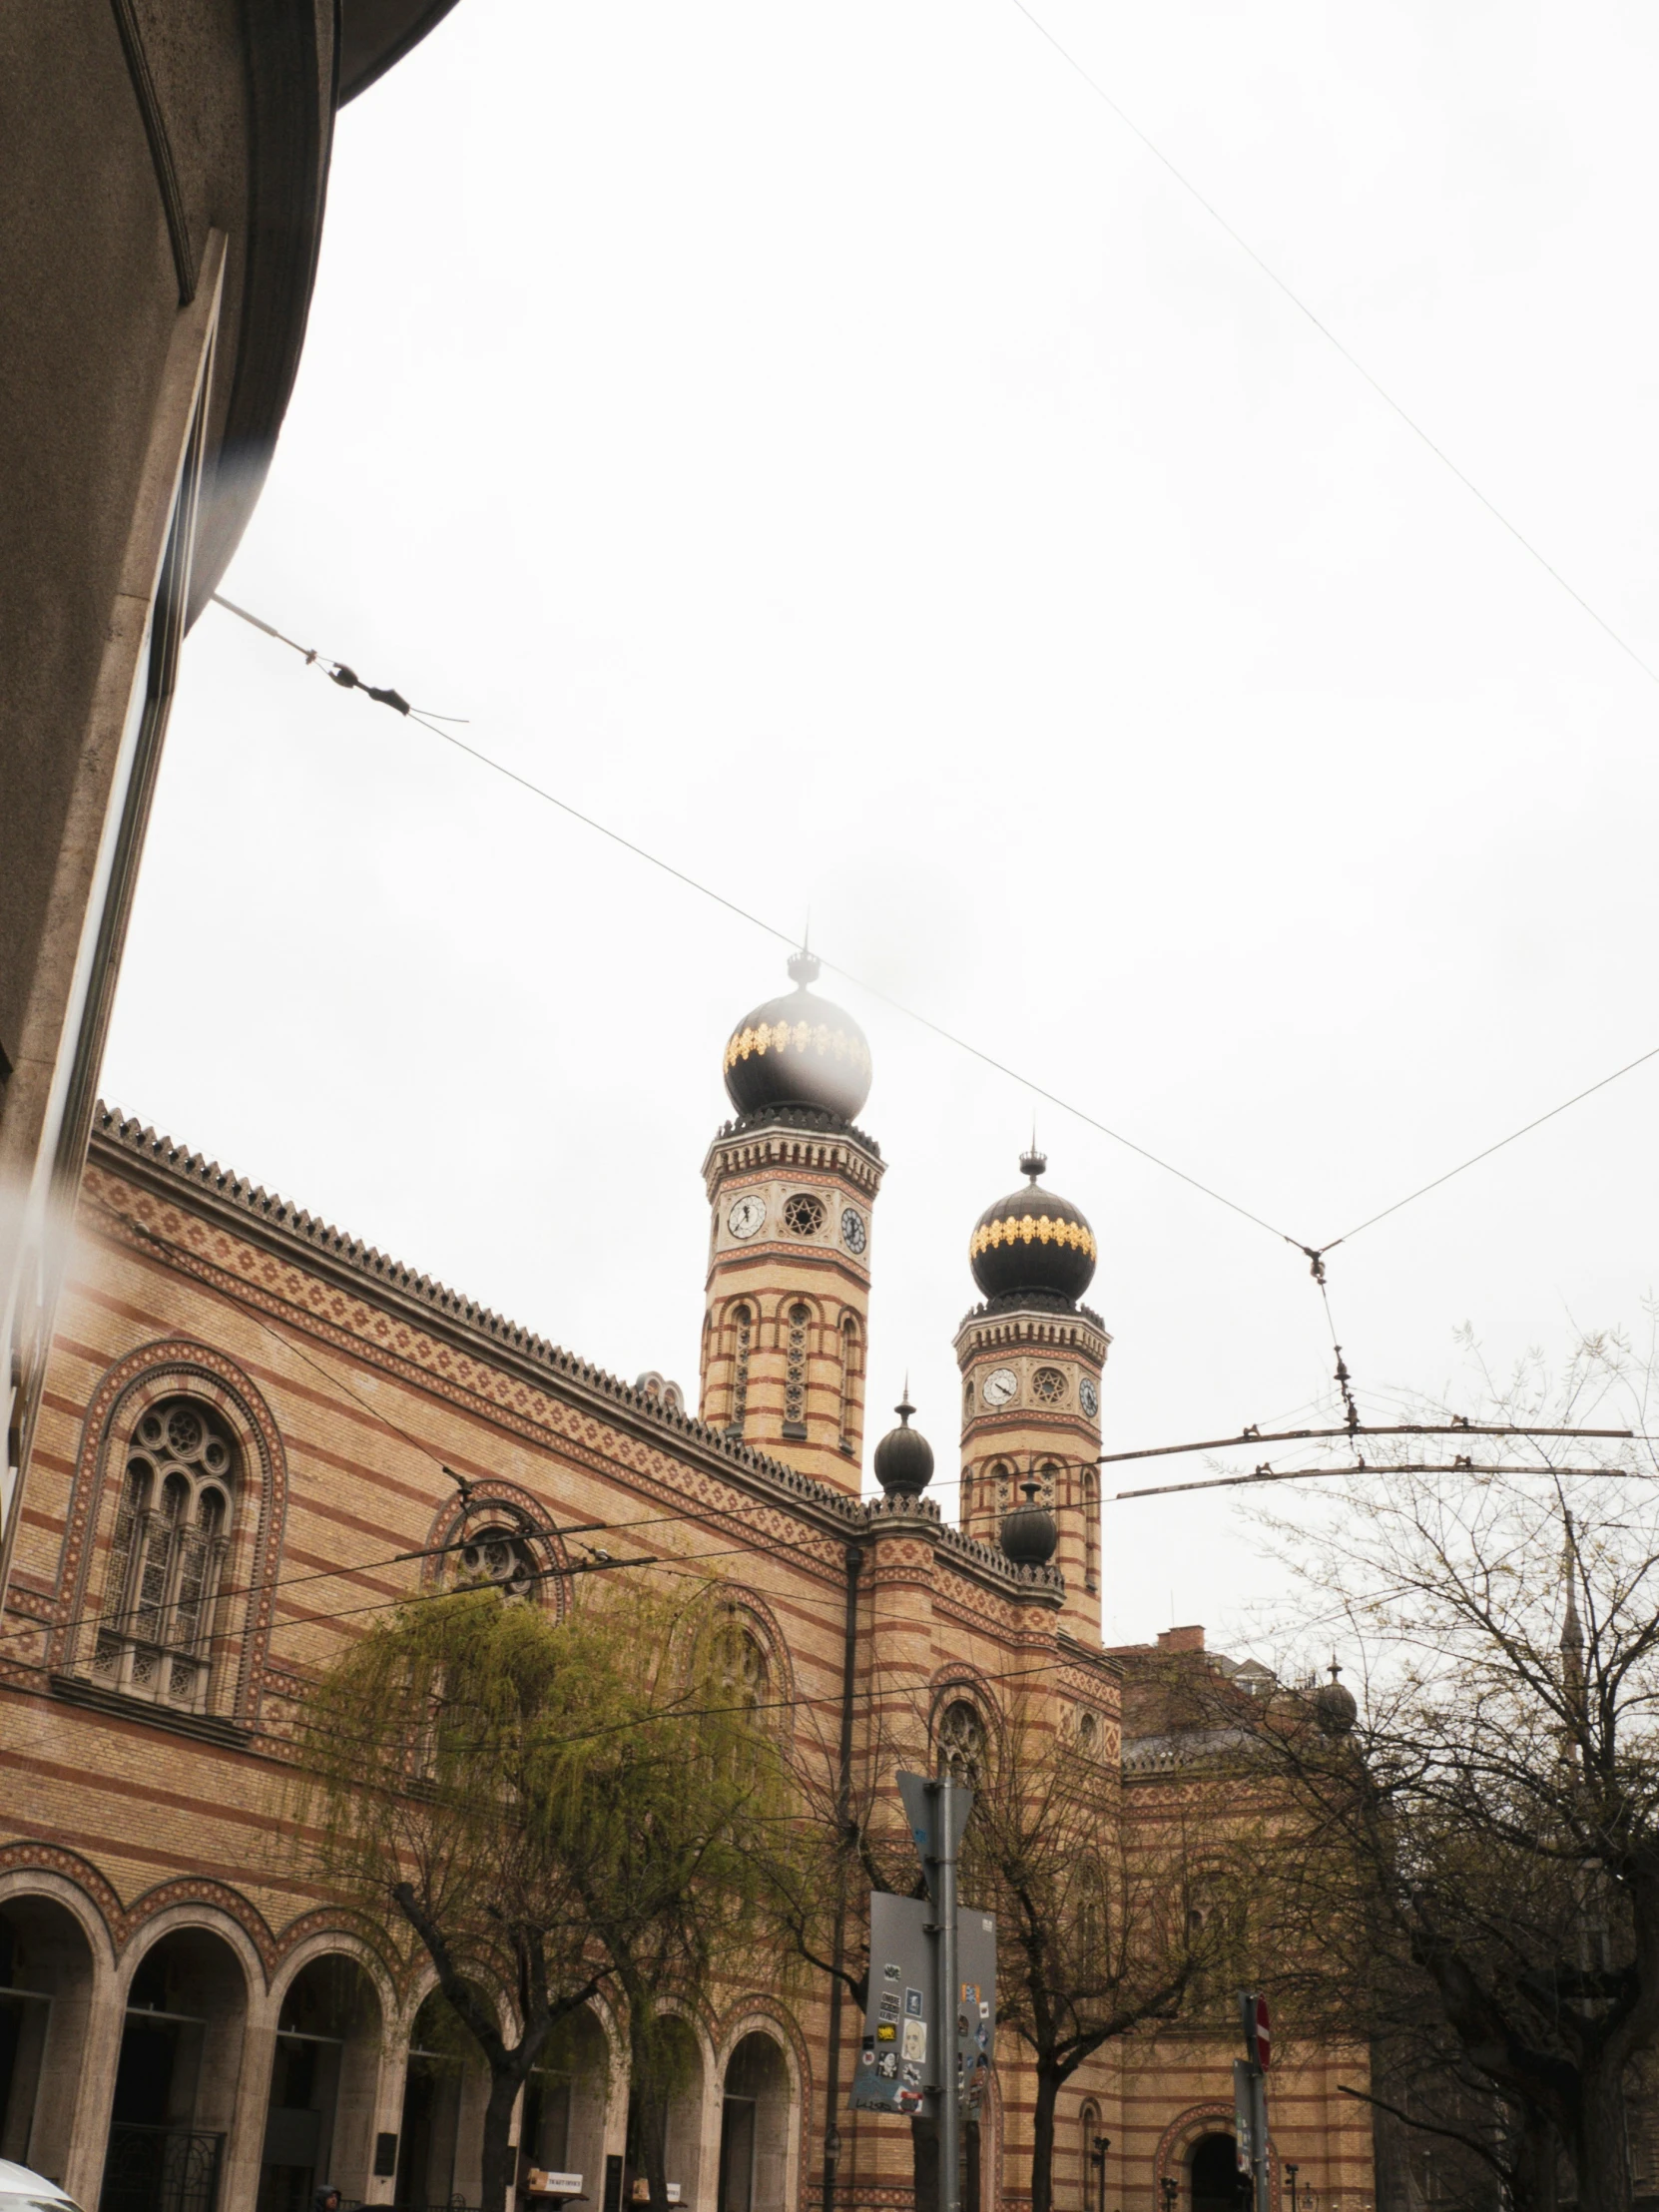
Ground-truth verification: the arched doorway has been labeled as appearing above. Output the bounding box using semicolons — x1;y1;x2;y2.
519;2007;610;2200
717;2034;789;2212
1190;2134;1240;2212
259;1955;383;2212
624;2018;703;2211
0;1894;98;2184
101;1927;250;2212
395;1988;491;2212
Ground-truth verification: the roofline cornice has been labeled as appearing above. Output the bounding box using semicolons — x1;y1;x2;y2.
88;1109;1081;1618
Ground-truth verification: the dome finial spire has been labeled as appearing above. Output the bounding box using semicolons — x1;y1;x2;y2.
874;1388;932;1494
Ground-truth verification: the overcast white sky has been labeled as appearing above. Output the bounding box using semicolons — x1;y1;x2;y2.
104;0;1659;1652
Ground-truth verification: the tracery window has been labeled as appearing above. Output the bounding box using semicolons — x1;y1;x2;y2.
937;1699;985;1785
95;1397;235;1712
454;1524;539;1600
1031;1366;1067;1404
727;1304;753;1436
837;1314;861;1450
783;1192;826;1238
718;1620;770;1716
990;1459;1013;1511
959;1467;974;1523
783;1303;810;1432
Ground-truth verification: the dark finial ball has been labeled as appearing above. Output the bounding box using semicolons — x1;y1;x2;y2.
873;1396;934;1495
1000;1476;1058;1566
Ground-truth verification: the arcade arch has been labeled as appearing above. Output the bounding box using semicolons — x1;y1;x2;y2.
716;2031;790;2212
258;1953;383;2212
104;1925;252;2212
519;2005;611;2203
0;1892;100;2182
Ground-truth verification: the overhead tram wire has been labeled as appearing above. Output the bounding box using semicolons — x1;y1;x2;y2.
1003;1;1659;697
209;591;1659;1413
1111;1458;1646;1503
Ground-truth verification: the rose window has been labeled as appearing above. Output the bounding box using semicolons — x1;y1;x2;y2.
1031;1367;1067;1404
783;1192;826;1237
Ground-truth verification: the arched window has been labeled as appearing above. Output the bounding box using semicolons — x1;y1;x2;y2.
1080;2103;1104;2212
95;1397;235;1711
1082;1468;1099;1594
726;1304;754;1437
453;1523;539;1601
989;1459;1013;1512
717;1618;770;1721
1037;1458;1059;1505
783;1303;810;1436
937;1700;985;1785
959;1466;974;1524
837;1315;861;1451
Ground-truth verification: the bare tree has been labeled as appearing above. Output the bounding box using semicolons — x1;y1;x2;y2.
961;1699;1236;2212
1233;1324;1659;2212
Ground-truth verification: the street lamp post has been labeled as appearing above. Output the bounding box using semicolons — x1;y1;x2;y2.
1091;2137;1110;2212
1286;2165;1299;2212
1161;2176;1178;2212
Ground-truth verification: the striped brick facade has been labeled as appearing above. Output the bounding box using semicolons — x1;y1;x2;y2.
0;1104;1374;2212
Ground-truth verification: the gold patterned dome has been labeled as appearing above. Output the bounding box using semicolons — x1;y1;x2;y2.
723;951;872;1122
969;1149;1097;1304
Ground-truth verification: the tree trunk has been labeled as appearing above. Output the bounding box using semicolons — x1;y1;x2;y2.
632;2026;673;2212
1575;2059;1632;2212
1028;2061;1061;2212
480;2062;526;2212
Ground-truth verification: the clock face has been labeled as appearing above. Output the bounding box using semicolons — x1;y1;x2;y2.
1079;1379;1099;1419
727;1192;767;1241
840;1207;868;1256
981;1367;1019;1409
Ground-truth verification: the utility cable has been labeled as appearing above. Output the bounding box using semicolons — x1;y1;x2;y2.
210;594;1659;1287
1003;0;1659;693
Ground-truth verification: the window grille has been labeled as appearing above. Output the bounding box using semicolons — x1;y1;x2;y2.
782;1192;826;1237
455;1526;539;1600
784;1304;810;1428
1031;1366;1067;1404
937;1700;985;1785
837;1315;861;1448
94;1398;235;1712
727;1305;753;1436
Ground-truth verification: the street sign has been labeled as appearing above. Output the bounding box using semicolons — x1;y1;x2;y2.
850;1892;997;2121
853;1893;935;2117
1231;2061;1255;2171
896;1770;971;1905
1234;1993;1271;2212
1238;1990;1271;2070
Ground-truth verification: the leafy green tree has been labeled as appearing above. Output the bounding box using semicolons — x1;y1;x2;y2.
295;1578;791;2212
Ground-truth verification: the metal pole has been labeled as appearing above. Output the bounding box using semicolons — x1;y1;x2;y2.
938;1771;959;2212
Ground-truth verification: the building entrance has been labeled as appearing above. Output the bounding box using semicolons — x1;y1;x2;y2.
1190;2134;1241;2212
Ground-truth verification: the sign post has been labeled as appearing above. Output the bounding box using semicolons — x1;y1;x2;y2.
1235;1993;1271;2212
850;1771;996;2212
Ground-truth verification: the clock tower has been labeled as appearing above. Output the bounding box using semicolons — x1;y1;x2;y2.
699;953;884;1495
955;1150;1108;1633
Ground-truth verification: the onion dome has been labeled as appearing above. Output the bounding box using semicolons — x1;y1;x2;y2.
873;1394;934;1496
969;1150;1096;1305
1314;1657;1358;1737
1000;1476;1058;1567
723;950;872;1123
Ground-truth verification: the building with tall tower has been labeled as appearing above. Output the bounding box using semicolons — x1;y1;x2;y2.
0;957;1381;2212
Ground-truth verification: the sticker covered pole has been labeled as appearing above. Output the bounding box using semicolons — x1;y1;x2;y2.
937;1768;960;2212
